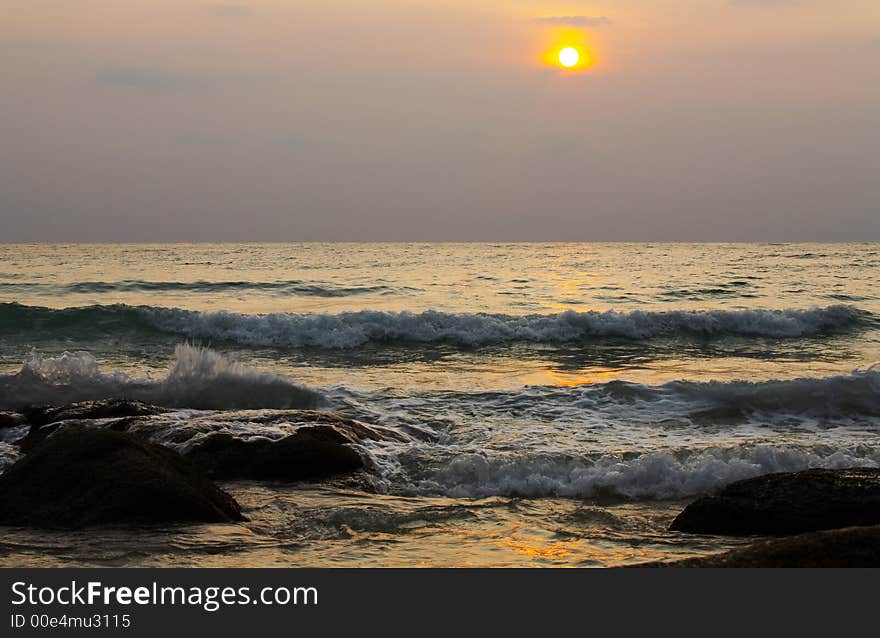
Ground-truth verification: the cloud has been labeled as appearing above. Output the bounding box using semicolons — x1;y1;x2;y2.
95;67;207;92
206;4;251;17
535;16;612;27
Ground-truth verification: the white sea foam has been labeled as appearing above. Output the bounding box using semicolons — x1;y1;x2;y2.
374;442;880;500
141;304;866;347
2;344;878;502
0;345;323;411
0;303;866;349
336;369;880;500
332;366;880;435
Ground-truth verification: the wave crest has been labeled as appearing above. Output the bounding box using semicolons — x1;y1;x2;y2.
0;345;323;411
0;303;869;349
380;443;880;500
333;366;880;431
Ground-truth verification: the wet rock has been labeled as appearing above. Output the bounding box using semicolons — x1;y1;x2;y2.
670;468;880;536
17;400;170;451
649;525;880;567
10;404;406;484
18;416;157;452
21;399;168;428
0;429;244;528
159;410;408;482
184;425;370;481
0;412;30;446
181;409;409;443
0;412;26;429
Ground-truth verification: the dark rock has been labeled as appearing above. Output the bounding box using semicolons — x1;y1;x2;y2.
175;410;407;482
0;429;244;528
0;412;30;446
21;399;168;427
0;412;26;429
670;468;880;536
17;400;169;451
18;416;157;453
184;425;368;481
181;410;409;443
12;404;406;484
647;526;880;567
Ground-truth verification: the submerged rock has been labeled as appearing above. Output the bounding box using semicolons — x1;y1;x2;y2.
0;429;244;528
670;468;880;536
650;526;880;567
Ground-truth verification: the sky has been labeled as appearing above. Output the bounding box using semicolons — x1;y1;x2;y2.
2;1;879;241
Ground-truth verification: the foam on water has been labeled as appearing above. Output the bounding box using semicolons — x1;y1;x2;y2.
0;345;323;411
2;245;880;564
334;369;880;499
1;345;878;502
331;366;880;435
373;441;880;500
0;303;869;349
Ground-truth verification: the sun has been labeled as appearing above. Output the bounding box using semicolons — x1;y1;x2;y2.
558;47;580;68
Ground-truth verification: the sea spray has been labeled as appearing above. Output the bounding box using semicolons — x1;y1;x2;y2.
0;344;323;411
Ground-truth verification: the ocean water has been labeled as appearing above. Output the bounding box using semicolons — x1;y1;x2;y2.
1;243;879;566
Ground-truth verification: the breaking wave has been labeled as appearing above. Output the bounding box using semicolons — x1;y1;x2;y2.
0;345;323;411
0;344;877;501
340;368;880;499
0;303;870;349
333;366;880;432
381;442;880;500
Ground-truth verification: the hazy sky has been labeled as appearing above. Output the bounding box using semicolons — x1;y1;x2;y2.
2;1;878;241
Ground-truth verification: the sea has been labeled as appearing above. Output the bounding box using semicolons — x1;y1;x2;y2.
1;242;878;566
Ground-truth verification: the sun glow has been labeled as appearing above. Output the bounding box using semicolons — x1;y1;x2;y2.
558;47;579;68
539;39;597;71
537;24;599;72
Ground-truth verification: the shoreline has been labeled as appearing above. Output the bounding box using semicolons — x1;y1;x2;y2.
2;399;878;568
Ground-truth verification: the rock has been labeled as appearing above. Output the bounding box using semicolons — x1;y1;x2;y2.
18;416;157;453
168;410;407;482
178;409;408;443
0;429;244;528
0;412;30;446
648;526;880;567
670;468;880;536
17;400;170;451
0;412;26;429
11;404;407;484
184;425;369;481
21;399;168;427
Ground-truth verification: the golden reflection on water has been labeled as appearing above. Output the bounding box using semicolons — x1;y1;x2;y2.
1;244;878;567
525;368;625;388
497;538;573;561
1;243;877;390
4;243;878;317
0;487;753;568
